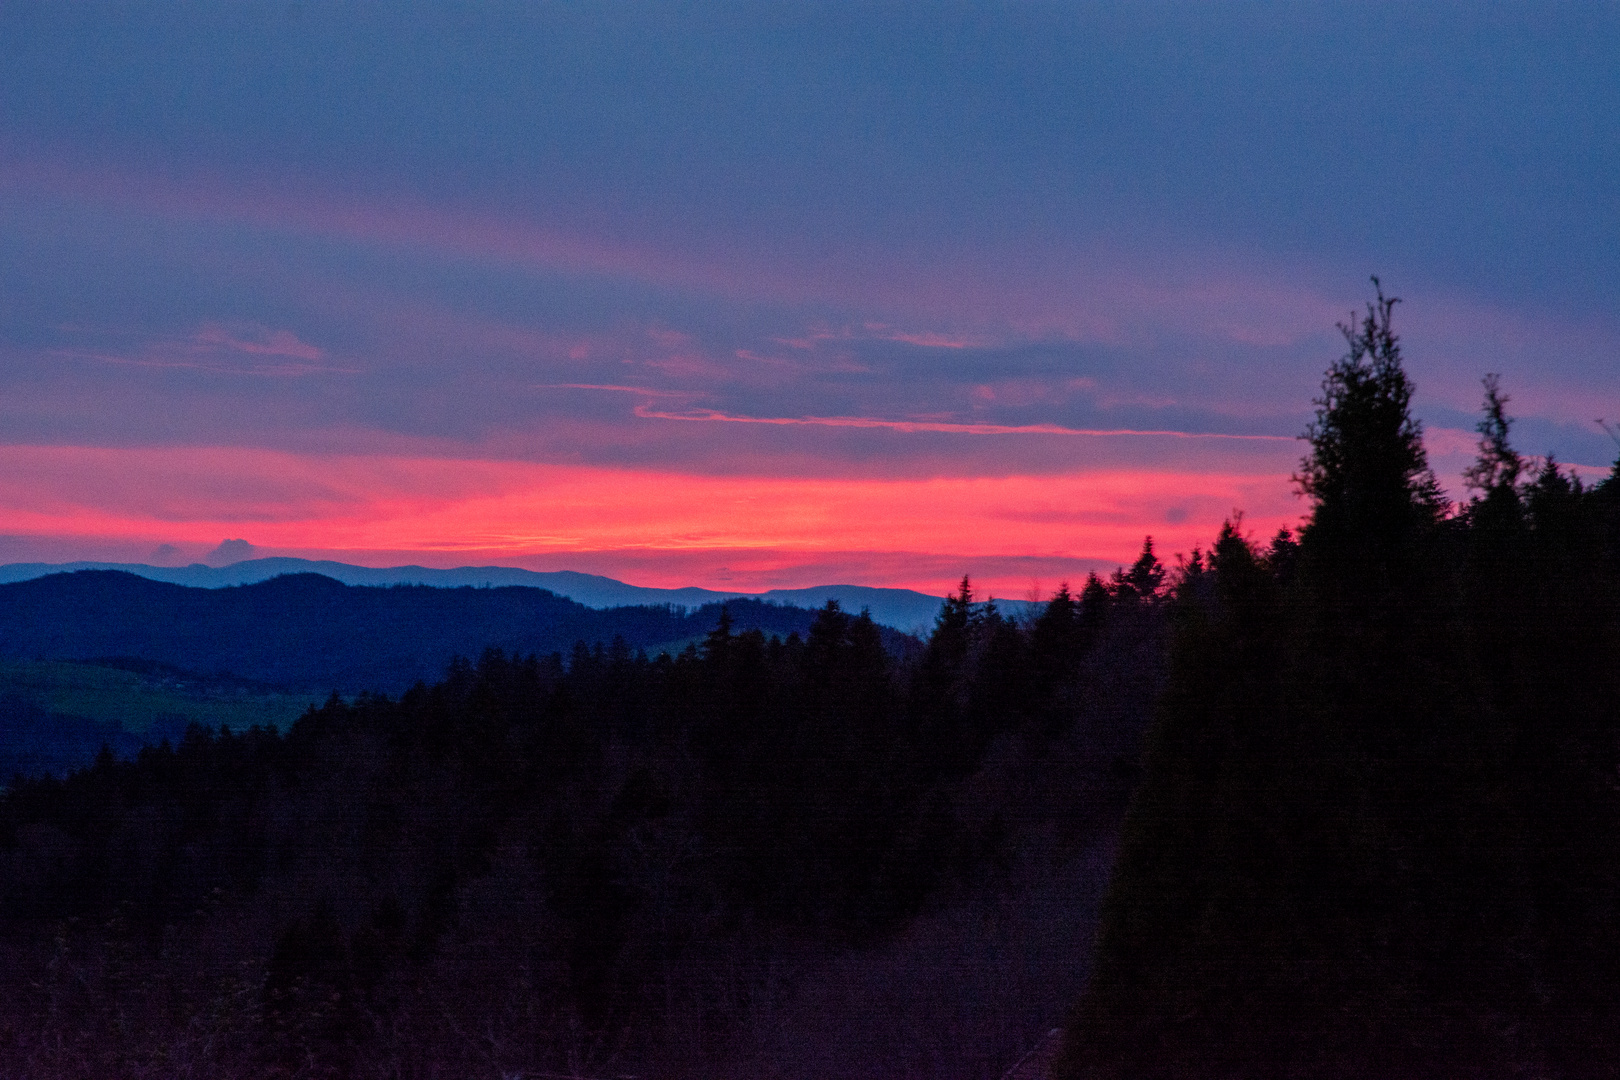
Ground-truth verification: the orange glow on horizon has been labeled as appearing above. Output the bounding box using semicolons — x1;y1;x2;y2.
0;444;1304;595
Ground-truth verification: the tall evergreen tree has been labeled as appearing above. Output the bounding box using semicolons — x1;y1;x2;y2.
1296;278;1446;549
1110;537;1167;603
1463;374;1525;499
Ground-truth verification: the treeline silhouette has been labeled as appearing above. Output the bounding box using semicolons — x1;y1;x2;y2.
1059;286;1620;1078
0;570;1164;1077
0;694;198;781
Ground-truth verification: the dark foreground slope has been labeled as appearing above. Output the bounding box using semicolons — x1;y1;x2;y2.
0;578;1163;1079
0;571;911;693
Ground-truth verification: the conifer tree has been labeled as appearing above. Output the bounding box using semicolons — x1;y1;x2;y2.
1110;537;1166;602
702;602;734;663
1463;374;1524;497
1077;571;1111;633
1030;584;1079;680
1296;278;1446;548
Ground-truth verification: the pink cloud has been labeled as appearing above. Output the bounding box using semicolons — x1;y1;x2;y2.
629;404;1296;442
0;443;1303;593
969;376;1095;407
540;382;698;399
193;323;325;361
47;321;352;378
862;323;988;349
20;148;1612;441
1;152;809;306
39;147;1608;447
0;150;1356;358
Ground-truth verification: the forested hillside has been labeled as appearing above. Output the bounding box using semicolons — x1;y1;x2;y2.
0;657;311;780
0;560;959;631
0;572;912;693
1059;290;1620;1078
0;573;1165;1078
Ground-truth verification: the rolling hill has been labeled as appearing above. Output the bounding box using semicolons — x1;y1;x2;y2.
0;570;919;695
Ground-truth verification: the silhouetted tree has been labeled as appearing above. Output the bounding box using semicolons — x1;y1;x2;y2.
1296;278;1446;550
1110;537;1167;603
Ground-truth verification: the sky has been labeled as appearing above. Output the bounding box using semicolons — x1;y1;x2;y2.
3;1;1618;596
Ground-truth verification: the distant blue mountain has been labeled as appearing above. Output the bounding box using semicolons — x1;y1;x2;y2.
0;558;1039;632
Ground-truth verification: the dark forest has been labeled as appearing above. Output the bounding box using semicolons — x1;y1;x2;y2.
2;288;1619;1078
1059;289;1620;1078
0;564;1161;1077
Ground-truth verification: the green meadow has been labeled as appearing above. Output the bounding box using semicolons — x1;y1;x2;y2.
0;657;320;735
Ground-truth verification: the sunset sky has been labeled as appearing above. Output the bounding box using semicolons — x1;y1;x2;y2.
3;3;1618;596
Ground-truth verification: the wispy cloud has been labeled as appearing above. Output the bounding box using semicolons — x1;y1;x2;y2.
193;322;325;362
52;349;357;378
630;405;1296;442
538;383;699;399
45;322;354;378
861;323;990;349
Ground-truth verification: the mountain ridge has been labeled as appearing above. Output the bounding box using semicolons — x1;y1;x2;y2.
0;558;1038;632
0;570;922;695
